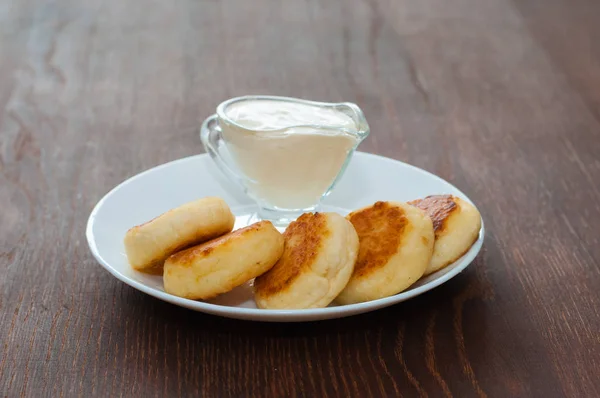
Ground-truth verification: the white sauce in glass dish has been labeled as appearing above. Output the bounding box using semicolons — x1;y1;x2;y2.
220;99;360;210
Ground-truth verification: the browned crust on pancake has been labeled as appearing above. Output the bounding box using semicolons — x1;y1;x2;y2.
347;201;407;278
254;213;328;296
167;221;269;267
408;195;459;237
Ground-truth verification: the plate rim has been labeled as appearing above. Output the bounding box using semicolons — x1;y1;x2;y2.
86;151;485;320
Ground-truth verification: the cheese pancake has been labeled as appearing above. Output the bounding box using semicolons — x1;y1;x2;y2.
336;201;434;304
124;197;235;274
408;195;481;275
164;221;284;300
254;212;359;309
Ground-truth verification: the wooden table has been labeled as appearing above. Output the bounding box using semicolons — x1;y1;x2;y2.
2;0;599;396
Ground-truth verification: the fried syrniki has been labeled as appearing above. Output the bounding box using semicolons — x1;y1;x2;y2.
124;197;235;274
254;212;359;309
163;221;284;300
336;201;434;305
408;195;481;275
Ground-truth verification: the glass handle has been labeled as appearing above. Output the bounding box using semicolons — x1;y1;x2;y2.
336;102;370;139
200;114;246;189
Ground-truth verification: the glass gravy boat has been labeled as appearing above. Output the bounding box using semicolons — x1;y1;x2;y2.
200;95;370;226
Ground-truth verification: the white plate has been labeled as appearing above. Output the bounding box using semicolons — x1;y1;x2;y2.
86;152;484;322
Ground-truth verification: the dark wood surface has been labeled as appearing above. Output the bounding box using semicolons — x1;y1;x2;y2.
2;0;599;396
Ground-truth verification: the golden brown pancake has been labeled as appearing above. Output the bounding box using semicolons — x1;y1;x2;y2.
254;212;359;309
164;221;284;300
408;195;481;275
124;197;235;274
335;201;434;305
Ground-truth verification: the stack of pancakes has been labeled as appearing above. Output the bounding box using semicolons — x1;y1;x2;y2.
124;195;481;308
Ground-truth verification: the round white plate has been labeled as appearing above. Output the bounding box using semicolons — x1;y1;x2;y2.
86;152;484;322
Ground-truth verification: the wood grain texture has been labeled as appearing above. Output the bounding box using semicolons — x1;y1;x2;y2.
1;0;600;396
